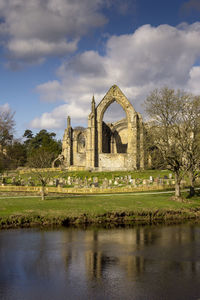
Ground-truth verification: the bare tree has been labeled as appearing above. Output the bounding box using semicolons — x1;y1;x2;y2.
0;106;15;147
145;87;200;199
27;148;55;200
181;96;200;196
0;105;15;173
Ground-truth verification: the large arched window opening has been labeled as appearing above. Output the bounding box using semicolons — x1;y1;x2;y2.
102;101;128;153
77;132;86;153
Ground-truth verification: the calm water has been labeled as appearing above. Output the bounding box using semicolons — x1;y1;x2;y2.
0;224;200;300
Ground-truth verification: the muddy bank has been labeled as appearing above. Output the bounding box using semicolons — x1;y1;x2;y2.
1;208;200;229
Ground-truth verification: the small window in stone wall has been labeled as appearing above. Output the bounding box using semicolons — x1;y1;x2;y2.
77;133;86;153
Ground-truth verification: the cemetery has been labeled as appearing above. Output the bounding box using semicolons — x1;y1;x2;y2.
0;169;186;194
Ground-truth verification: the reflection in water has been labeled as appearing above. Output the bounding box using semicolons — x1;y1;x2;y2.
0;224;200;299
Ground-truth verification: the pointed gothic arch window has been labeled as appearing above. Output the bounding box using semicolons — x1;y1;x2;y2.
102;101;128;153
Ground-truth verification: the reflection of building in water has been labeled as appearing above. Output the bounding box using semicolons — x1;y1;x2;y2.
82;226;200;281
57;226;200;283
85;251;103;280
85;231;112;280
84;229;148;280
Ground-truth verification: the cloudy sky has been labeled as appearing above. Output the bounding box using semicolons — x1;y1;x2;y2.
1;0;200;137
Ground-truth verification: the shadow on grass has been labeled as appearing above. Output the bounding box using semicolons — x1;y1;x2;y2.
186;188;200;199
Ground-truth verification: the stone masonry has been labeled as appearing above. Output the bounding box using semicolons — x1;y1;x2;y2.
60;85;145;171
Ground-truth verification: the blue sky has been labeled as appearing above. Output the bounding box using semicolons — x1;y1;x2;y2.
1;0;200;139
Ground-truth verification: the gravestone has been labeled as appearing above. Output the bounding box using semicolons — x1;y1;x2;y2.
143;179;147;185
102;178;108;188
93;177;98;183
54;178;59;187
67;176;72;185
114;179;119;185
11;177;16;185
48;180;54;186
149;176;153;182
84;177;88;187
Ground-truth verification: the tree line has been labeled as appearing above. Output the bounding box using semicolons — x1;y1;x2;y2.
0;109;62;172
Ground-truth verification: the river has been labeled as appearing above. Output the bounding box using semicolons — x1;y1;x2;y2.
0;224;200;300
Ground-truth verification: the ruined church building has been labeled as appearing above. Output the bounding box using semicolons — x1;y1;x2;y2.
61;85;146;171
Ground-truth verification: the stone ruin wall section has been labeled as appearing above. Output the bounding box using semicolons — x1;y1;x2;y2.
96;85;139;170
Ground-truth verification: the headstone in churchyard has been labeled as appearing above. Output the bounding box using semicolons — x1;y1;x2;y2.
11;177;16;185
169;173;172;179
58;182;64;188
149;176;153;182
109;179;113;186
102;178;108;188
21;179;25;186
58;178;63;184
143;179;147;185
114;179;119;185
54;178;59;187
75;178;79;184
164;175;168;179
67;176;72;185
74;178;80;187
48;180;54;186
28;176;34;186
93;177;98;183
84;177;88;187
131;178;136;186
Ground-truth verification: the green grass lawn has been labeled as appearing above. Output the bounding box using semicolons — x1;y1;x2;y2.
0;192;200;220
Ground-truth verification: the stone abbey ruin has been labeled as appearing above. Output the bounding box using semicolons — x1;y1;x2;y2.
58;85;146;171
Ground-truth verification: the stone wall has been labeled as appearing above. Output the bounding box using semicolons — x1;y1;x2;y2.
74;153;86;167
0;184;176;195
99;153;128;171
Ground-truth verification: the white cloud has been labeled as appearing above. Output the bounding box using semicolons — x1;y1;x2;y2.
187;66;200;94
0;0;107;66
30;103;89;129
32;22;200;129
0;103;11;113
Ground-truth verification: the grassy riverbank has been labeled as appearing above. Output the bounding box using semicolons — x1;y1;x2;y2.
0;192;200;228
